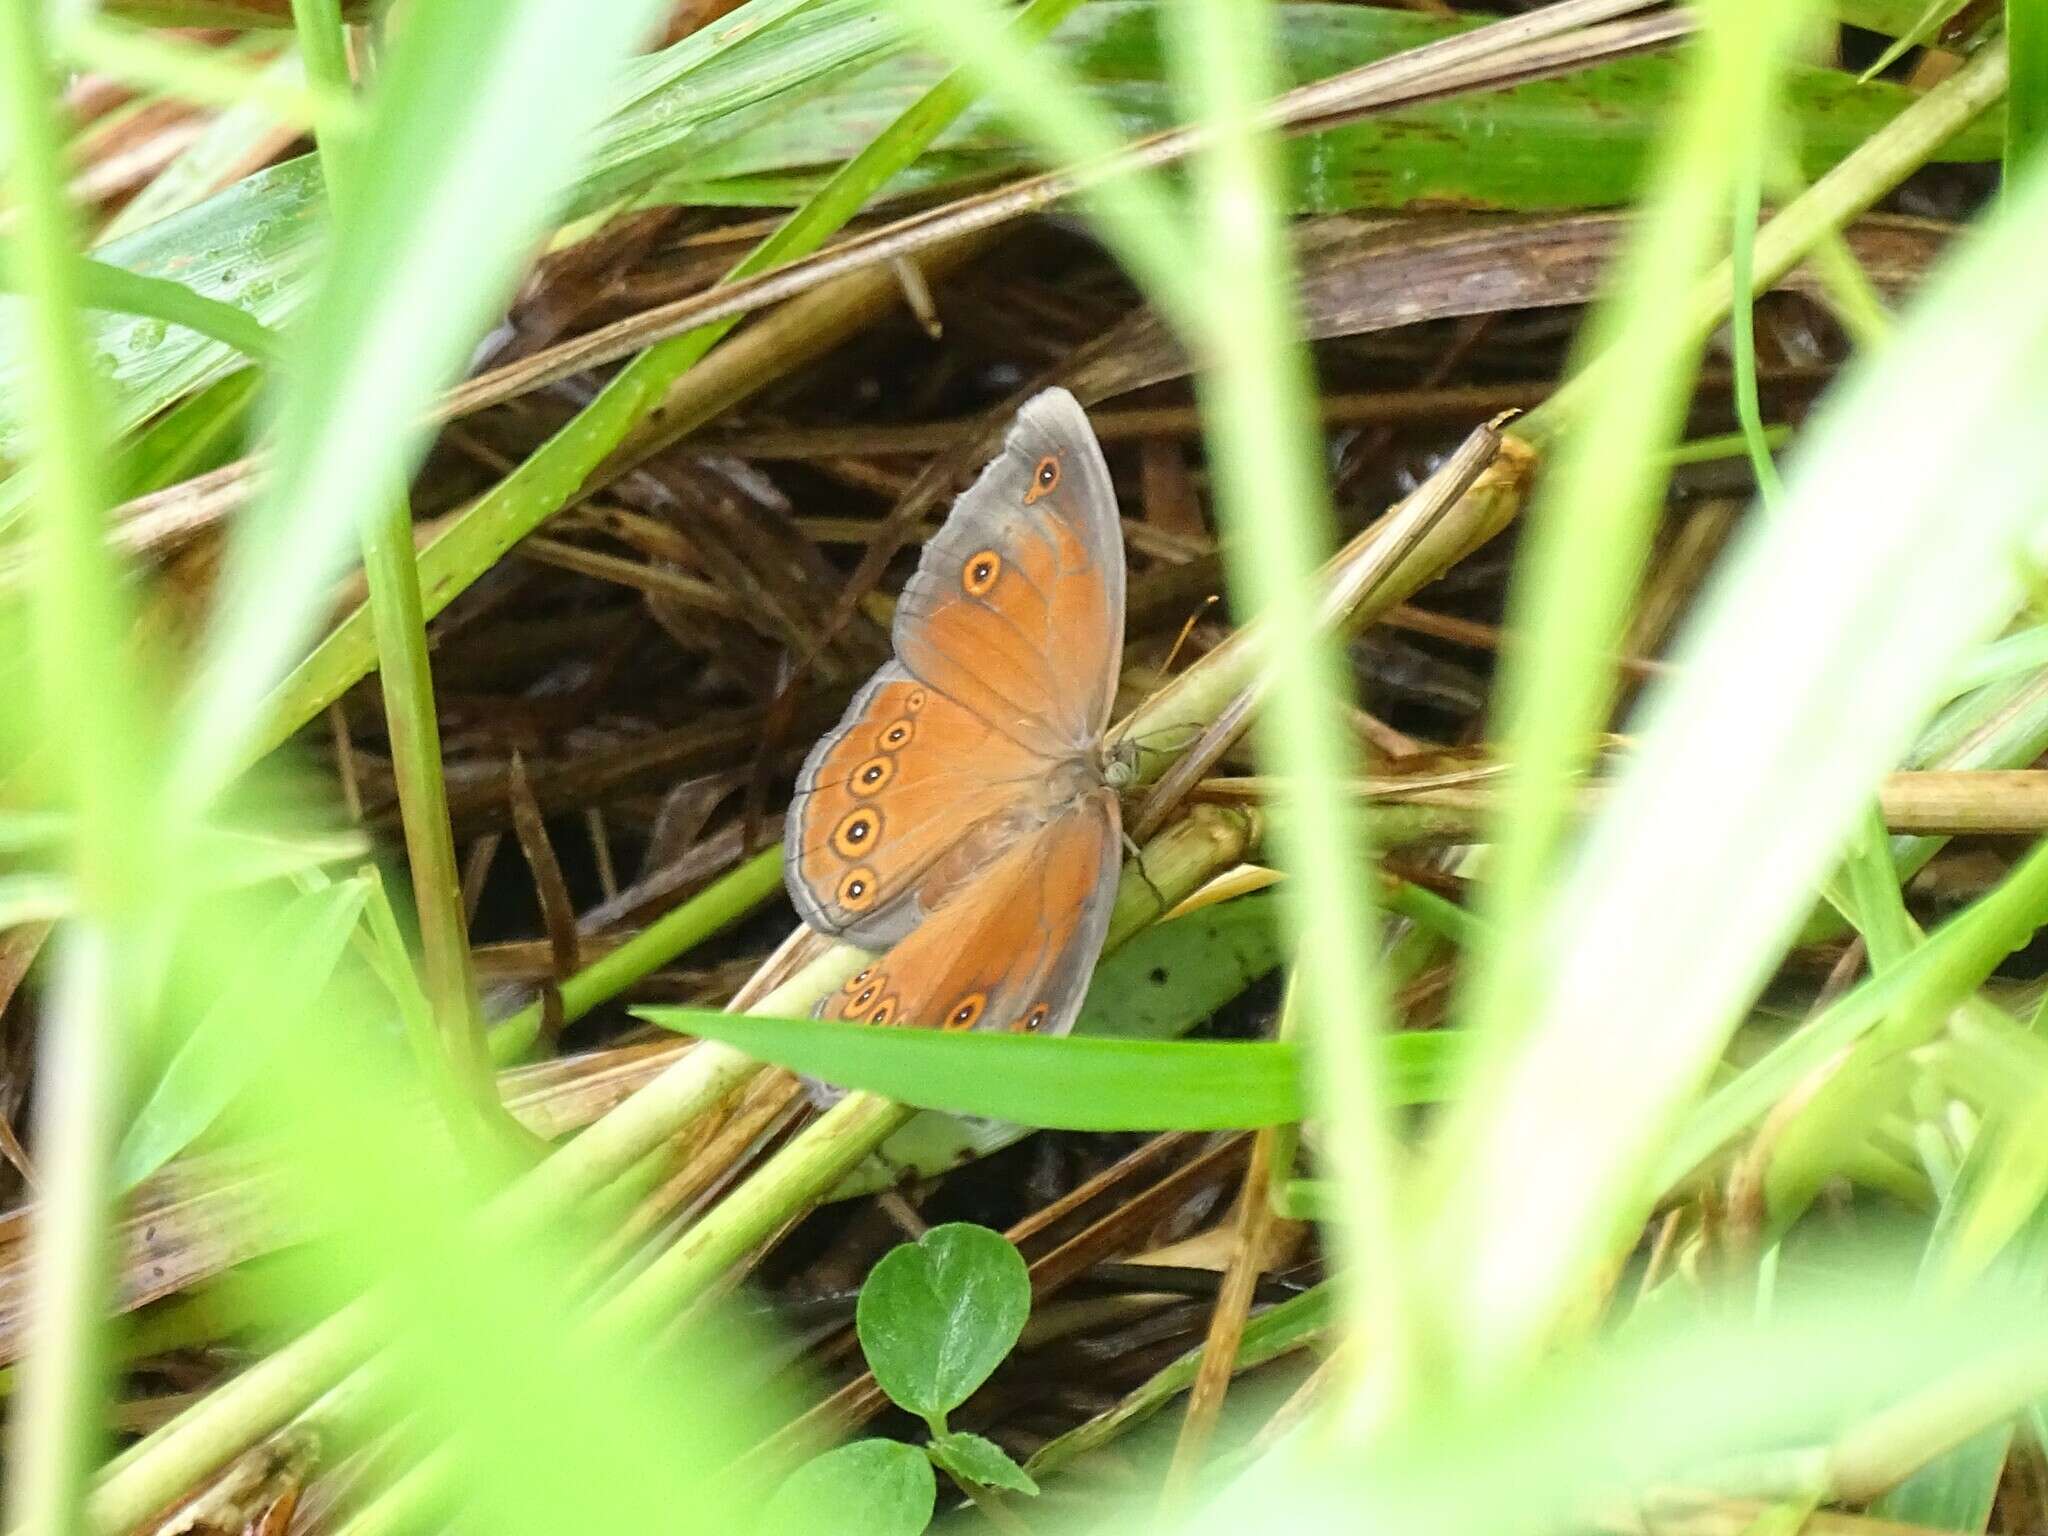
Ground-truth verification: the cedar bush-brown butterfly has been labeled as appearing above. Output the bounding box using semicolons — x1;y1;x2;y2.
785;388;1130;1061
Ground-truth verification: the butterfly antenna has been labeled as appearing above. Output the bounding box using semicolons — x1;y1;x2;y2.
1158;595;1219;679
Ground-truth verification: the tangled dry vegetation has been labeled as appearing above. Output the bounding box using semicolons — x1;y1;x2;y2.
2;2;2043;1534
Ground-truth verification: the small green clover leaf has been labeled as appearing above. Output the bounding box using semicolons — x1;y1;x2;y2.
927;1430;1038;1496
761;1439;935;1536
856;1222;1031;1422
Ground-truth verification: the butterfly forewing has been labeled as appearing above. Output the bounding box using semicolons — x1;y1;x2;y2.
894;388;1125;752
787;663;1055;949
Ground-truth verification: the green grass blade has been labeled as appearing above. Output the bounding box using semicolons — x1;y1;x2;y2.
114;877;370;1190
661;1015;1245;1129
1433;136;2048;1380
642;1007;1466;1130
2014;0;2048;180
1730;143;1785;502
0;255;283;364
1163;0;1413;1419
488;844;788;1062
1425;0;1823;1379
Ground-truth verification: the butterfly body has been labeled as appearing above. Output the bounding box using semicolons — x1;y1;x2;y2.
785;389;1127;1059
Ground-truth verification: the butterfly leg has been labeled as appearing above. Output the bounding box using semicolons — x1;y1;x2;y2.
1121;829;1171;917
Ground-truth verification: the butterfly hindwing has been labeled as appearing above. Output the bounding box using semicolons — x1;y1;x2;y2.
818;790;1122;1054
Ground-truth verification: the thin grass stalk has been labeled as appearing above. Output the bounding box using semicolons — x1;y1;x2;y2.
287;0;498;1130
0;5;146;1530
1164;0;1414;1428
1729;150;1783;504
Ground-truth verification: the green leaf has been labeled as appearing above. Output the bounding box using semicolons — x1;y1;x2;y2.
112;367;260;502
926;1430;1037;1495
96;48;308;243
1854;0;1972;81
857;1223;1029;1419
671;3;2002;214
1835;0;1977;39
114;877;370;1190
639;1002;1469;1130
761;1440;935;1536
0;156;324;473
643;1009;1302;1129
831;888;1289;1190
0;250;281;364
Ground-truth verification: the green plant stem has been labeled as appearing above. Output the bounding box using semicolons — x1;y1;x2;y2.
486;845;788;1062
289;0;500;1132
0;6;150;1532
1729;152;1784;504
598;1093;912;1340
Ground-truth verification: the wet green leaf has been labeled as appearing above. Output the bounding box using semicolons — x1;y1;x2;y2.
926;1431;1037;1495
857;1224;1029;1419
762;1440;934;1536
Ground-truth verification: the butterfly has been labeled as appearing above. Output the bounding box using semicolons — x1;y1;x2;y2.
785;388;1131;1063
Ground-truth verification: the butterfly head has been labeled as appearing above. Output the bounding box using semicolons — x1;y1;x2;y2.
1099;735;1140;791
